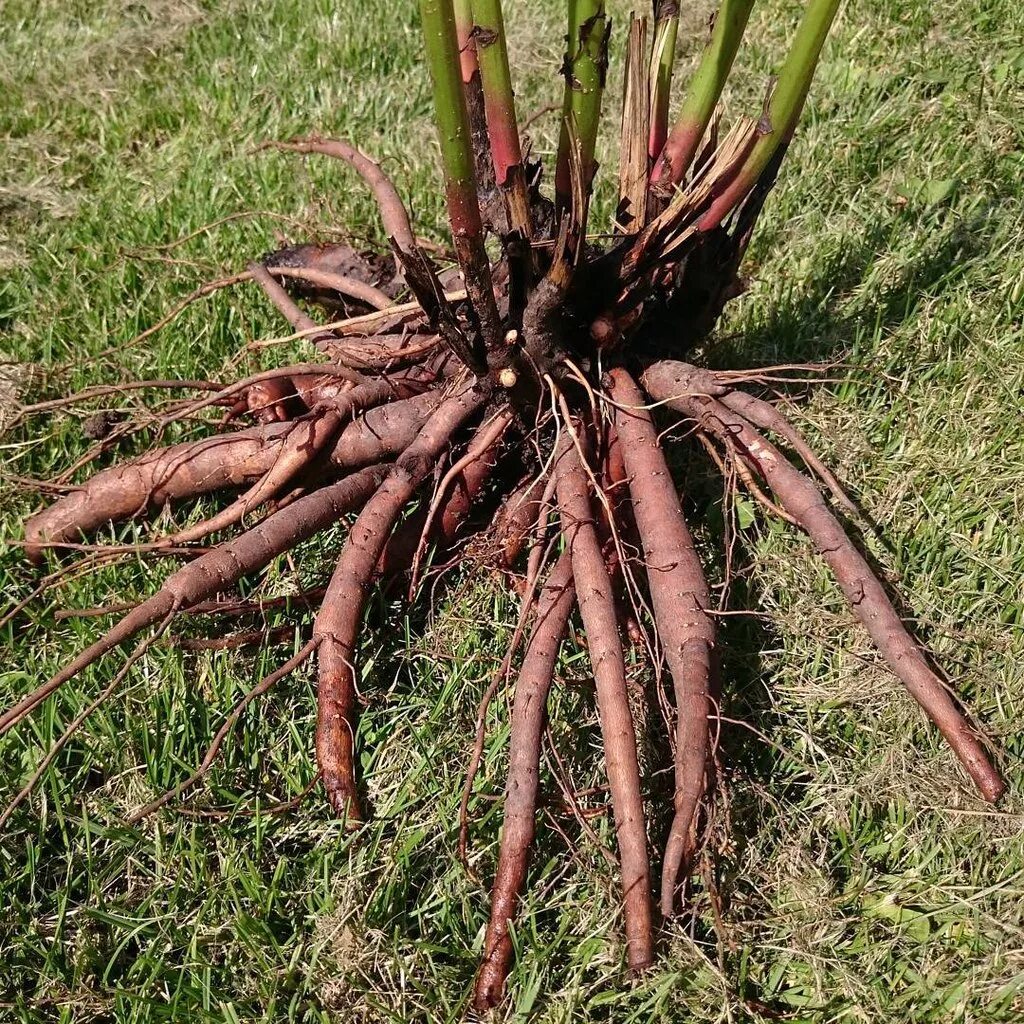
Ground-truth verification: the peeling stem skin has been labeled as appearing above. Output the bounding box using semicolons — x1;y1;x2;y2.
641;361;1006;804
453;0;501;231
552;431;655;971
697;0;840;230
471;0;533;240
650;0;755;188
1;466;391;739
618;14;650;230
608;368;716;917
647;0;679;163
473;552;576;1012
313;381;488;820
555;0;610;212
419;0;502;351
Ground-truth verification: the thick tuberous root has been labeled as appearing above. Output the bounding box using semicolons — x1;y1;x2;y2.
6;22;1008;1009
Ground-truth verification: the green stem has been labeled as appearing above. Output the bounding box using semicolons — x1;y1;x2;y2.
647;1;679;162
471;0;532;240
650;0;755;187
419;0;502;352
698;0;840;230
555;0;611;213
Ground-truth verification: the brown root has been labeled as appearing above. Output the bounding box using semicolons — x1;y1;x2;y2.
552;429;655;972
25;425;290;562
266;265;392;311
373;423;499;589
642;360;1006;804
26;391;441;559
263;137;416;254
491;473;552;570
717;389;857;515
474;552;575;1012
3;466;389;737
249;263;354;352
165;362;361;427
608;368;716;917
458;526;560;869
313;381;489;820
164;376;423;548
408;408;514;594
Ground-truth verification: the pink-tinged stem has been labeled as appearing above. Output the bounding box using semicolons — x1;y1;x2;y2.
650;0;755;189
453;0;478;83
419;0;502;351
472;0;533;239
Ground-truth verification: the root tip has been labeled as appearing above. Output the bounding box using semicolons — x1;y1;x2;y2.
979;774;1008;805
324;781;364;823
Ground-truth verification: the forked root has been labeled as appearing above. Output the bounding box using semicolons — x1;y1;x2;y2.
474;552;576;1012
717;389;857;515
608;368;716;917
249;262;356;351
642;360;1006;804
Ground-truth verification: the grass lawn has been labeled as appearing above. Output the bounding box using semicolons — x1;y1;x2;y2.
2;0;1023;1020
